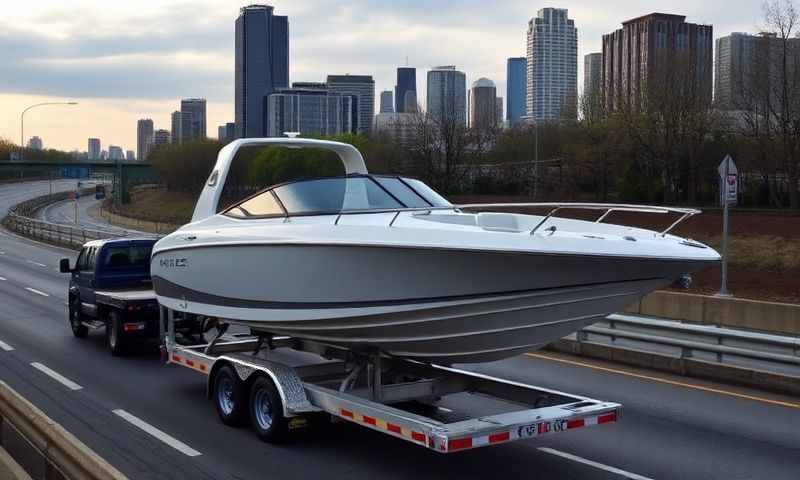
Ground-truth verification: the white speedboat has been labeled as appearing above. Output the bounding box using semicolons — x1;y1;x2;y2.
151;138;719;363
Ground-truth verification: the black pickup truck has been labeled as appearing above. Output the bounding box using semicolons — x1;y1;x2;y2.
60;238;161;355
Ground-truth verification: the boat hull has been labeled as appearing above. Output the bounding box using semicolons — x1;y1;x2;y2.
152;244;708;363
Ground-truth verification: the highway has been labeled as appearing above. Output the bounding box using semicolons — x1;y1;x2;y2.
1;180;799;479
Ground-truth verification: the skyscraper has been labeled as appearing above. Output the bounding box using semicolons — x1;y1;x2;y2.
266;86;353;137
235;5;289;138
136;119;153;161
602;13;713;112
584;53;602;98
181;98;207;141
379;90;394;113
395;67;417;113
171;111;183;144
506;57;527;124
496;97;504;125
218;123;236;143
153;129;171;149
326;75;375;134
426;66;467;125
108;145;124;161
126;150;136;161
87;138;101;161
527;8;578;122
469;78;498;131
27;136;43;150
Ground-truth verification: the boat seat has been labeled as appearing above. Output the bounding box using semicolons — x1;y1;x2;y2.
477;212;523;232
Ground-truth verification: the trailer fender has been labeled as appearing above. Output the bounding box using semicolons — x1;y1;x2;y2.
207;356;318;418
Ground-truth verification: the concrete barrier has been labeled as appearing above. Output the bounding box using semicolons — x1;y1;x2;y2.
629;291;800;336
0;381;126;480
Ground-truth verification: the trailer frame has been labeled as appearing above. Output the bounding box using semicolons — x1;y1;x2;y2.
160;306;622;453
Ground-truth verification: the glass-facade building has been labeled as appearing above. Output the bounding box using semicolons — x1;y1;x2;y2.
426;66;466;125
235;5;289;138
379;90;394;113
395;67;417;113
267;87;353;137
326;75;375;135
527;8;578;122
506;57;527;124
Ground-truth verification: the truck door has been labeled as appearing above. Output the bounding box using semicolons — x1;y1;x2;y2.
76;246;98;315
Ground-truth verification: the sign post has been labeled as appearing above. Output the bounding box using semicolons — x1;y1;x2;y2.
717;155;737;297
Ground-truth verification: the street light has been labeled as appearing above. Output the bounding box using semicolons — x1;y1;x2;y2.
19;101;79;162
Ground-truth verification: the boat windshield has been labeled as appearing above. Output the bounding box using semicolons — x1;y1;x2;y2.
225;175;451;218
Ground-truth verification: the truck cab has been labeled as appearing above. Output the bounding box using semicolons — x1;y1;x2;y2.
60;238;160;355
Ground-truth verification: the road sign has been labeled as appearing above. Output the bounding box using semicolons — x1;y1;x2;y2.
718;155;738;206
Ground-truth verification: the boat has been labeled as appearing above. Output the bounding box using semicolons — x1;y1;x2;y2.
151;138;720;364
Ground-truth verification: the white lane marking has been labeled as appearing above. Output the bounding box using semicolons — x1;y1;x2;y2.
437;406;454;413
24;287;50;297
538;448;653;480
0;340;14;351
26;260;47;268
0;276;6;281
30;362;83;391
112;409;202;457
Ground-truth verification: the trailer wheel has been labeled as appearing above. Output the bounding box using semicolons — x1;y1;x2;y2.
213;365;247;426
69;299;88;339
249;376;289;443
107;310;127;356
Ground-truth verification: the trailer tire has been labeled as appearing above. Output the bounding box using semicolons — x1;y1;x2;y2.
107;310;127;356
213;365;247;427
249;376;289;443
69;298;88;339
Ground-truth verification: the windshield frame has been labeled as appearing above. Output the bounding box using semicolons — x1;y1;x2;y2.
222;174;451;220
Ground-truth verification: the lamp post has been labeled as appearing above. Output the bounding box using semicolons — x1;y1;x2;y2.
19;101;78;162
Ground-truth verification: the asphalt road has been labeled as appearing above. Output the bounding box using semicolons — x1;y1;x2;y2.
1;180;799;479
37;192;140;237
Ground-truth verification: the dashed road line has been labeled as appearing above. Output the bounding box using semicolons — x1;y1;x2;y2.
0;340;14;351
538;447;653;480
0;276;6;281
30;362;83;391
26;260;47;268
24;287;50;297
112;409;202;457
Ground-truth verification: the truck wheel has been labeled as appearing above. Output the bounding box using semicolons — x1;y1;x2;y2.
69;299;88;339
213;365;247;426
249;376;289;443
107;311;127;356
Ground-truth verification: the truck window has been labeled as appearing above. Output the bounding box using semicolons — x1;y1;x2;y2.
86;247;98;271
75;249;87;271
102;246;153;270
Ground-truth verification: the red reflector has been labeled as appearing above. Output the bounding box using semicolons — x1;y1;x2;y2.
489;431;510;443
186;360;194;367
567;419;585;429
362;415;376;426
172;355;182;363
598;413;617;424
412;431;426;443
340;409;354;418
387;423;402;434
448;438;472;451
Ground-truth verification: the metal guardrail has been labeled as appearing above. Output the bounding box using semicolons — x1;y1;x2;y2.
2;189;127;249
576;313;800;374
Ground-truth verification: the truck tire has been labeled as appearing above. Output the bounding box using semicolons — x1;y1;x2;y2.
249;376;289;443
69;298;89;339
107;310;127;356
213;365;247;427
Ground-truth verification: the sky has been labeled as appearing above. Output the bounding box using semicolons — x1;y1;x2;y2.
0;0;765;154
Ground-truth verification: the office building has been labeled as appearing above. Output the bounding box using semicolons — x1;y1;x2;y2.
235;4;289;138
126;150;135;161
602;13;713;111
100;150;107;161
395;67;417;113
527;8;578;121
375;113;417;151
88;138;101;161
136;119;154;161
218;122;236;143
266;86;353;137
108;145;124;161
153;129;171;150
506;57;527;124
496;97;504;125
469;78;498;131
171;111;183;144
27;136;43;150
326;75;375;134
379;90;394;113
427;66;467;125
181;98;207;141
584;52;602;98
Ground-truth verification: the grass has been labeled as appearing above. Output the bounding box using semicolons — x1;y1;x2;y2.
698;235;800;273
113;188;195;225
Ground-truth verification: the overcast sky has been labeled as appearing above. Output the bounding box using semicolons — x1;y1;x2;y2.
0;0;765;153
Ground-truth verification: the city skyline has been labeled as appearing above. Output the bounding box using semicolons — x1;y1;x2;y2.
0;1;763;151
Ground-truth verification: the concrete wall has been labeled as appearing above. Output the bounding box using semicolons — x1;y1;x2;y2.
627;291;800;336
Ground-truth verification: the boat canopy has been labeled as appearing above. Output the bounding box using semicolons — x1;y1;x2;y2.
225;175;451;219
